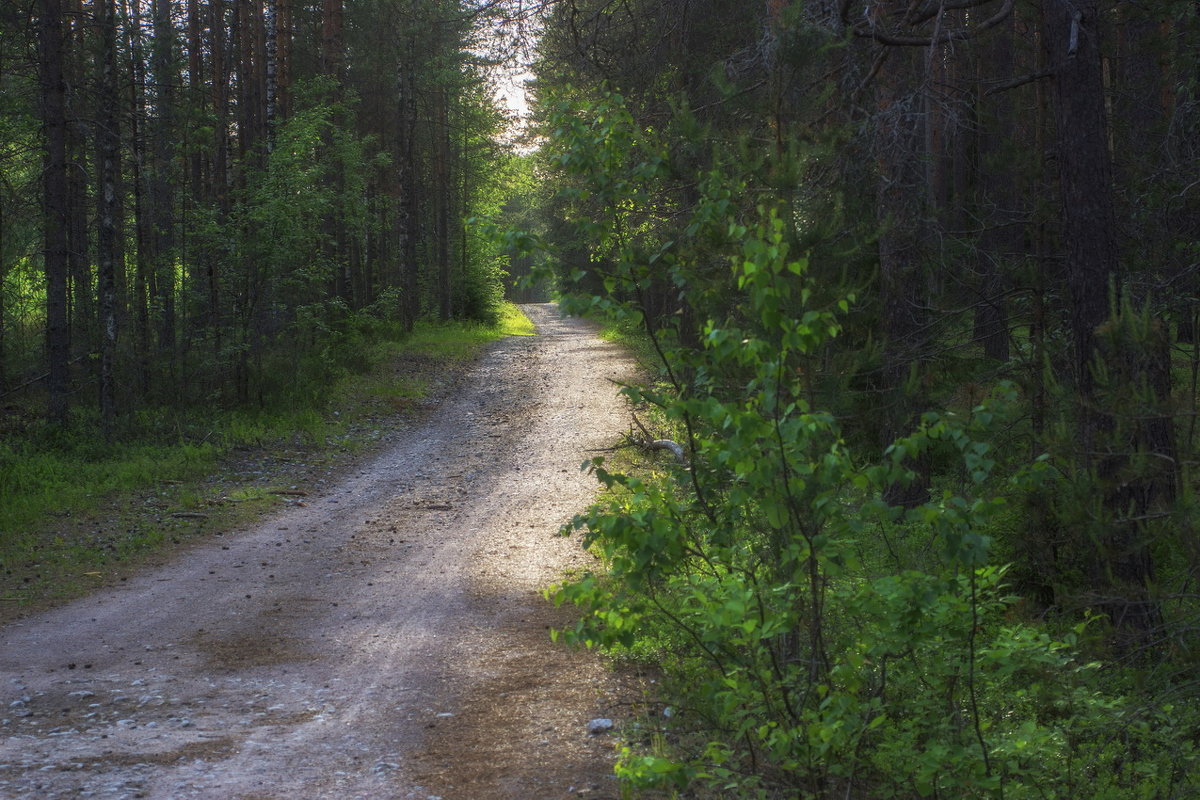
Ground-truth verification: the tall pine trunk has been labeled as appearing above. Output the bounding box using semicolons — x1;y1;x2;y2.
124;0;152;393
150;0;177;387
65;0;91;363
1045;0;1166;639
397;54;420;331
96;0;121;436
434;85;451;320
972;8;1017;362
872;6;931;507
39;0;70;424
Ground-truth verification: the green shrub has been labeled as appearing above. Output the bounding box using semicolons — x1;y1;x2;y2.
541;91;1200;798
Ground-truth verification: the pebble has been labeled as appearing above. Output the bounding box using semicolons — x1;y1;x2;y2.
586;718;613;735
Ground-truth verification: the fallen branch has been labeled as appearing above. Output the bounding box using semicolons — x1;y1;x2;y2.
0;354;89;399
631;413;687;465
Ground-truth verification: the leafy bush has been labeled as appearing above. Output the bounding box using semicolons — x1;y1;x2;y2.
541;91;1200;798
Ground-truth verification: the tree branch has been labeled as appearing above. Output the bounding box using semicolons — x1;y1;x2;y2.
854;0;1012;47
631;412;686;464
906;0;1000;26
983;68;1054;97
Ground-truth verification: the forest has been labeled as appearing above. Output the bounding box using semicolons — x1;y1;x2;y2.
4;0;1200;797
1;0;525;431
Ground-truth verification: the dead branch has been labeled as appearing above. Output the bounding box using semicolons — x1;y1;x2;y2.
854;0;1012;47
984;69;1055;97
631;412;687;465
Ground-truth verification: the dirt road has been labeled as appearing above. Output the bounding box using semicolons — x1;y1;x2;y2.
0;304;641;800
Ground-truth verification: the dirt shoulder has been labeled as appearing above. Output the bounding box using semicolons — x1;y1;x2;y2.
0;303;648;800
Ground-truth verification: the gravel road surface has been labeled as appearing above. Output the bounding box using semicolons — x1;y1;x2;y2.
0;304;639;800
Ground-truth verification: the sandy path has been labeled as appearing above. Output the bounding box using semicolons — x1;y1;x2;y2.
0;304;640;800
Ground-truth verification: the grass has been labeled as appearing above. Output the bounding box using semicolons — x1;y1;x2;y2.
0;302;536;616
594;314;666;376
498;301;538;336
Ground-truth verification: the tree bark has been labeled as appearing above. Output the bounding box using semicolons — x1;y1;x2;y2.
96;0;121;435
972;7;1017;362
150;0;178;383
434;85;451;320
39;0;71;424
65;0;92;360
397;51;420;331
873;5;931;507
1044;0;1117;404
124;0;152;394
210;0;230;212
265;0;277;150
276;0;290;119
187;0;204;197
1045;0;1164;638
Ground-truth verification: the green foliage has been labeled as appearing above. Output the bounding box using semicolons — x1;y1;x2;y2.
539;92;1200;798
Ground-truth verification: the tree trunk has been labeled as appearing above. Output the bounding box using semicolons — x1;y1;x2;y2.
972;8;1017;362
434;85;451;320
207;0;227;371
96;0;121;436
123;0;152;394
398;56;420;331
320;0;347;304
320;0;343;82
276;0;291;118
872;8;931;507
211;0;230;212
150;0;177;386
236;0;266;165
65;0;92;363
265;0;277;150
187;0;204;197
1045;0;1117;403
39;0;71;425
1045;0;1164;639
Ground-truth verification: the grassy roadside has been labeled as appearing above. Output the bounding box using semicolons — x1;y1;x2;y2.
0;303;535;621
593;315;661;376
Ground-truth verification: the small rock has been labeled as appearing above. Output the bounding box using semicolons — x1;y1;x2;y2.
586;718;614;735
